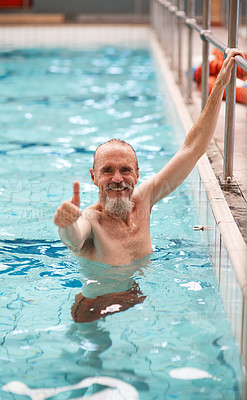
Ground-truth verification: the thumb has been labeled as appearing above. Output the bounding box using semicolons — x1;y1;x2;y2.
71;181;80;208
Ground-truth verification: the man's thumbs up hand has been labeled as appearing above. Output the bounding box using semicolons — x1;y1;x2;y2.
53;181;82;229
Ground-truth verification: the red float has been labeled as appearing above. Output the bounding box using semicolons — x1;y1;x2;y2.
194;47;247;105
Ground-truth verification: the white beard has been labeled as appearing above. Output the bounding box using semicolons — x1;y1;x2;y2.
104;195;134;219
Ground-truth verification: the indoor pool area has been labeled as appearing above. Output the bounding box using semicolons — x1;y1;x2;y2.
0;15;246;400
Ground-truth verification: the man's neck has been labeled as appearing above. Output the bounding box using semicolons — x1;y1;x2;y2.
101;205;132;225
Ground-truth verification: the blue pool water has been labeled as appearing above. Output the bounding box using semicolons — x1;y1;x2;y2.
0;46;243;399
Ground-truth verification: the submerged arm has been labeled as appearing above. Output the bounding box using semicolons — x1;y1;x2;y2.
59;215;92;253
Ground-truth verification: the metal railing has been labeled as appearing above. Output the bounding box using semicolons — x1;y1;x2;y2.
151;0;247;182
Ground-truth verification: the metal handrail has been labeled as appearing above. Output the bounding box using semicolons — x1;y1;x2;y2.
152;0;247;182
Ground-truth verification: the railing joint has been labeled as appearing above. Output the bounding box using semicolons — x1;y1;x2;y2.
168;5;177;14
185;17;196;27
200;29;212;41
175;10;186;19
162;0;170;8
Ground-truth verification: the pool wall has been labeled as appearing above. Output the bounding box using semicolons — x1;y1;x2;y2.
1;24;246;396
0;25;149;48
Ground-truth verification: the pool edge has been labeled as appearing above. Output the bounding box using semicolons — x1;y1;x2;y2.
149;30;247;396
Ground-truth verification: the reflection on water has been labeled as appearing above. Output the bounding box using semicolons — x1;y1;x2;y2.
67;320;112;373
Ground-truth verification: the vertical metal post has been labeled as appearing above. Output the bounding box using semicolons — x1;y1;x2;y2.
152;0;155;31
151;0;154;28
159;2;163;48
159;1;163;44
159;2;164;41
166;3;170;52
163;3;168;52
186;0;194;102
223;0;239;181
134;0;142;21
156;1;159;34
177;0;183;84
156;0;159;35
166;3;170;56
157;1;160;41
169;3;173;57
201;0;211;110
162;4;166;50
170;1;175;69
23;0;30;8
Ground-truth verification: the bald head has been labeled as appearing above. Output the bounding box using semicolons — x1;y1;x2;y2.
93;139;138;172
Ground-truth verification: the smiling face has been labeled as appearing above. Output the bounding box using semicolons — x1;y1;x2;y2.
90;143;139;217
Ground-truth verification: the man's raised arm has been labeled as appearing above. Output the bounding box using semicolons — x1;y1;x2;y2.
146;49;243;206
53;181;91;253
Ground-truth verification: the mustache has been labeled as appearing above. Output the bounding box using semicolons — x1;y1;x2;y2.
103;182;133;191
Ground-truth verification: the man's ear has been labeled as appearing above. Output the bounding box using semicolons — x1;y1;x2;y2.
135;167;140;184
90;168;98;186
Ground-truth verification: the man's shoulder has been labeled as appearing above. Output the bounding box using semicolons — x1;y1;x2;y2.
82;203;101;219
76;204;101;238
133;181;152;204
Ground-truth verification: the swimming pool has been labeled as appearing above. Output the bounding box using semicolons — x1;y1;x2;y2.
0;44;243;399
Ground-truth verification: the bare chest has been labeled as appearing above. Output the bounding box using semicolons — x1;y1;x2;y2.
103;220;140;241
99;209;149;241
96;223;150;265
81;203;152;265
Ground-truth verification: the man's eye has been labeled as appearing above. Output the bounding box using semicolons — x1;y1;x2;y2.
121;167;130;173
103;168;112;173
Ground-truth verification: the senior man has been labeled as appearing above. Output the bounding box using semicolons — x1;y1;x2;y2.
54;50;241;265
54;50;241;321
